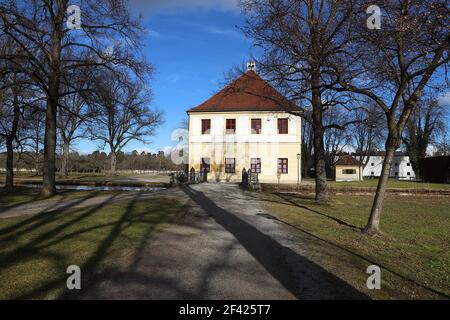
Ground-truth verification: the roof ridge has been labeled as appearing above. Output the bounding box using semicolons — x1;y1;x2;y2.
187;70;301;113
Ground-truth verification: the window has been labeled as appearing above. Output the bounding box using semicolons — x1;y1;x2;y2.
395;162;398;166
277;158;288;174
407;172;411;176
225;158;235;173
201;158;210;173
277;118;288;134
201;119;210;134
407;163;411;166
251;158;261;173
251;118;262;134
342;169;356;174
371;171;374;175
395;172;398;176
226;119;236;134
371;163;375;166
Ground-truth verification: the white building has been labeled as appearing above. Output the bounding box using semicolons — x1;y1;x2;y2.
187;68;303;183
356;152;416;180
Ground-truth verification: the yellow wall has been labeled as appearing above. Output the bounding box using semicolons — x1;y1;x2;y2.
335;165;363;181
188;111;302;183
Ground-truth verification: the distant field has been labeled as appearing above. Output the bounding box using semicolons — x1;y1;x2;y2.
301;178;450;190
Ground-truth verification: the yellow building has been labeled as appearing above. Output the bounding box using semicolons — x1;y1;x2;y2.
334;155;363;182
187;68;303;183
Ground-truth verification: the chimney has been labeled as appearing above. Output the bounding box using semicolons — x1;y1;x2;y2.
247;61;256;72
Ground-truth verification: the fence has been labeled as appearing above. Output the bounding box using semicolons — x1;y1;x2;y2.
241;168;260;190
170;167;208;184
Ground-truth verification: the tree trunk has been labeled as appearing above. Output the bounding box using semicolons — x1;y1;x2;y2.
5;138;14;192
60;141;70;177
4;91;20;192
41;4;63;197
311;74;328;202
41;91;58;197
110;151;117;176
364;137;397;232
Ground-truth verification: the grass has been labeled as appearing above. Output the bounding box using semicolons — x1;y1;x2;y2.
0;187;119;210
330;179;450;190
256;192;450;299
0;191;184;299
325;178;450;190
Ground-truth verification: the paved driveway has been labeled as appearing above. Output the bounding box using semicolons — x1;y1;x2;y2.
80;183;367;299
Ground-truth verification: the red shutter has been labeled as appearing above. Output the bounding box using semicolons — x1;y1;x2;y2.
277;158;288;174
251;119;261;134
278;118;288;134
202;119;210;134
226;119;236;134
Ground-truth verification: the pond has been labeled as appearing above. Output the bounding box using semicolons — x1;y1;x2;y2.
0;184;166;192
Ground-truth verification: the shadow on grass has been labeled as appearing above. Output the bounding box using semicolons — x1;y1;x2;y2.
274;193;361;230
248;193;449;299
0;190;109;240
0;190;174;299
179;185;368;300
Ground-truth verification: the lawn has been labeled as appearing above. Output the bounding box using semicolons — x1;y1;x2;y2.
0;187;119;210
0;191;184;299
329;179;450;190
257;192;450;299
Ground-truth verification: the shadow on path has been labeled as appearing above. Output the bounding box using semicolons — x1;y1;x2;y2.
181;185;369;300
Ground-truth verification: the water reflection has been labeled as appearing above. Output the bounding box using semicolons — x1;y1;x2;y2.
0;184;165;192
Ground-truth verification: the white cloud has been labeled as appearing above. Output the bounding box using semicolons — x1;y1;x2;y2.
167;73;182;83
146;29;161;38
203;26;246;40
438;91;450;106
163;146;173;156
130;0;239;12
133;147;158;155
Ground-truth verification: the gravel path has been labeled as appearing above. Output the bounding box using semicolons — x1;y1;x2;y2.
79;183;366;299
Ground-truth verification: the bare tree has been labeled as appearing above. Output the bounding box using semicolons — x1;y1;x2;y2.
402;97;447;177
323;106;353;177
352;102;385;168
240;0;359;201
89;74;163;175
0;0;150;196
58;74;93;177
17;108;46;175
0;76;21;191
301;112;314;177
331;0;449;232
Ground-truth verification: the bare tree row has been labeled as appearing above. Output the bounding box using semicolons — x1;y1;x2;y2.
0;0;163;195
240;0;449;232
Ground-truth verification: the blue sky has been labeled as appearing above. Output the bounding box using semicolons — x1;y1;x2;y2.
76;0;252;155
74;0;449;155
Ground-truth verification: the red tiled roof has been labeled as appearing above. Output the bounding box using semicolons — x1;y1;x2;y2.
187;70;302;113
335;155;363;166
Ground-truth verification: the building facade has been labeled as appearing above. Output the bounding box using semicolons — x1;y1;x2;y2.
335;155;363;182
187;69;302;183
356;153;416;180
